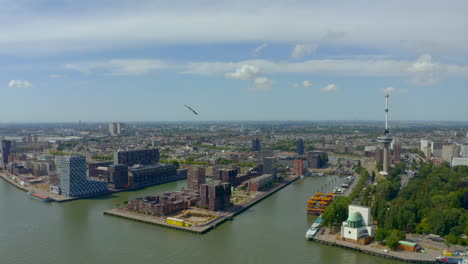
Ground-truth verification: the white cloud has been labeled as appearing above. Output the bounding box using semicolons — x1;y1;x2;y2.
320;84;337;93
291;44;317;59
249;77;273;92
384;87;396;94
252;43;268;56
406;54;440;86
224;64;261;80
65;59;171;75
293;83;299;88
0;2;468;55
8;80;32;88
303;80;313;87
49;74;62;78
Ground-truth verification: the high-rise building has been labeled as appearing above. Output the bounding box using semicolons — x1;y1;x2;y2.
56;156;108;197
460;143;468;158
109;123;124;136
392;144;402;164
108;164;129;189
1;140;12;168
252;138;261;152
263;157;276;175
431;141;443;158
262;146;274;158
187;166;206;190
421;139;430;152
296;139;305;155
200;182;231;211
293;159;304;176
114;148;159;166
442;145;459;162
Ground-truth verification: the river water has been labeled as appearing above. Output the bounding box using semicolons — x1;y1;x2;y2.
0;175;402;264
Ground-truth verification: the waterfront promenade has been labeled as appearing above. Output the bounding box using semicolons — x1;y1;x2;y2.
313;230;436;264
104;175;300;233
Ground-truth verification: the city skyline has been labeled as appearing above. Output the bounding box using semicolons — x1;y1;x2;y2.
1;0;468;122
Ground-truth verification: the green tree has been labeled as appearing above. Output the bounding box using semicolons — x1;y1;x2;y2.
322;196;351;228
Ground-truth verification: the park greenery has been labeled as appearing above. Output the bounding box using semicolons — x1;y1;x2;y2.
322;160;468;246
372;163;468;245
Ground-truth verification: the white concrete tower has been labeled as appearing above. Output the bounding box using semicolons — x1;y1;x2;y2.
378;94;393;176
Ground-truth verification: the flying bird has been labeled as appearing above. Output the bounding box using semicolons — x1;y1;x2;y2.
184;105;198;115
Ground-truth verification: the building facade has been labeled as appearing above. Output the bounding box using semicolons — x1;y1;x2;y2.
187;166;206;190
296;139;305;155
340;205;374;244
128;164;179;188
200;182;231;211
56;156;108;197
293;159;304;176
114;148;159;166
252;138;261;152
108;164;129;189
1;140;12;168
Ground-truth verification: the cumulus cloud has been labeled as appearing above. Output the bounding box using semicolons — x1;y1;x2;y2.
65;59;171;75
249;77;273;92
225;64;261;80
320;84;337;93
303;80;313;87
291;44;317;59
9;80;32;88
252;43;268;56
384;87;396;94
406;54;440;86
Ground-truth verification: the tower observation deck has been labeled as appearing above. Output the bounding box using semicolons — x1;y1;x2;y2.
378;94;393;176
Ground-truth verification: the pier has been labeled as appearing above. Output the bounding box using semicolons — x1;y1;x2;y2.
104;175;300;234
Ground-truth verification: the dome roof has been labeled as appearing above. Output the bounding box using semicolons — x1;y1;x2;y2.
347;212;363;222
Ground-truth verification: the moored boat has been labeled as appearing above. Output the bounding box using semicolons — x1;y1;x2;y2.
27;191;54;202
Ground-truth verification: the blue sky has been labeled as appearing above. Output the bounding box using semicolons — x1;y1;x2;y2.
1;0;468;122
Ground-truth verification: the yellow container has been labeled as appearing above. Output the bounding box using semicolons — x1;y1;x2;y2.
166;217;185;226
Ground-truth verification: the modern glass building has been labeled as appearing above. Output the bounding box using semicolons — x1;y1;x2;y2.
56;156;108;197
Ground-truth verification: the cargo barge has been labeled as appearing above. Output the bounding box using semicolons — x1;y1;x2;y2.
307;192;334;215
27;191;54;202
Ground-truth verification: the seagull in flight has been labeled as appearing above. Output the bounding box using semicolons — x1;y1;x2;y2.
184;105;198;115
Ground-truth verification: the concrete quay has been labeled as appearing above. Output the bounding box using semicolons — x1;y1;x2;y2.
0;171;185;203
312;232;436;264
104;175;300;234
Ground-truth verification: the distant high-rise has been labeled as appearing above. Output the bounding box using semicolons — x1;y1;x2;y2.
460;143;468;158
56;156;108;197
377;94;393;176
442;145;459;162
1;140;12;168
252;138;261;152
109;123;124;136
263;157;276;176
392;144;402;164
187;166;206;190
431;141;443;158
293;159;304;175
296;139;305;155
